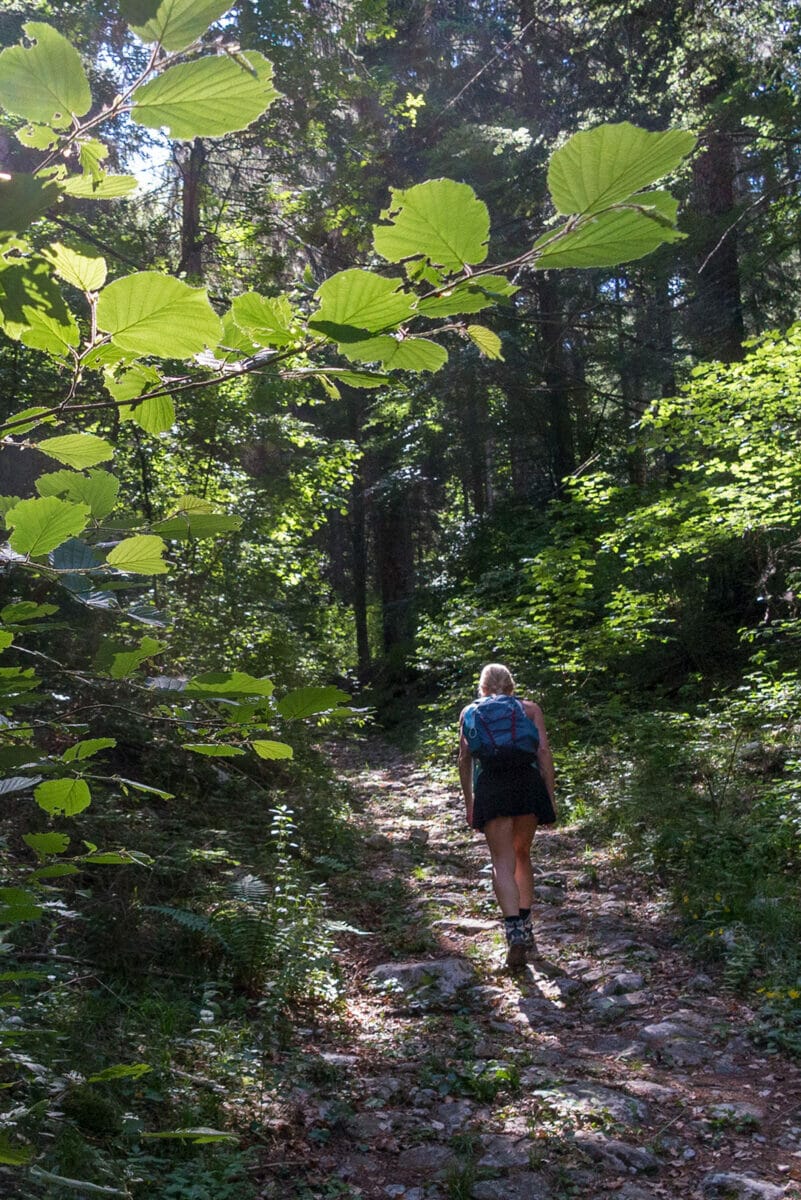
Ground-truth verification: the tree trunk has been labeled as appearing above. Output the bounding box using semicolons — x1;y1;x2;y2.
176;138;206;279
373;484;415;655
535;271;576;491
691;127;744;363
349;468;371;682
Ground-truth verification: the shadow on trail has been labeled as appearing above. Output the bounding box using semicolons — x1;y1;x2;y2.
266;738;801;1200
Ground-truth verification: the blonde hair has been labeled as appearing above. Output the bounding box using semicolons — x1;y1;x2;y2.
478;663;515;696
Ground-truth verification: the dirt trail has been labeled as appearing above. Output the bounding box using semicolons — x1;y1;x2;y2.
261;739;801;1200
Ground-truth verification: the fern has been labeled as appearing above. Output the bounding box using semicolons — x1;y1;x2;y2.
146;905;226;945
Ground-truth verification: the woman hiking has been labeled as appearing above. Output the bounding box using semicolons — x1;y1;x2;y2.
458;663;556;970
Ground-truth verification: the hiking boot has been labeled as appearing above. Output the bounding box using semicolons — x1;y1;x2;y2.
521;911;536;953
504;917;528;971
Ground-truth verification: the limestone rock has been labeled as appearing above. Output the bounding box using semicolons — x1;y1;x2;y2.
702;1172;787;1199
574;1131;659;1173
532;1082;647;1127
624;1079;678;1102
432;917;497;934
369;958;476;1007
471;1174;552;1200
478;1133;532;1170
709;1101;764;1124
600;972;645;996
430;1098;475;1134
396;1144;455;1176
534;884;565;904
639;1016;712;1065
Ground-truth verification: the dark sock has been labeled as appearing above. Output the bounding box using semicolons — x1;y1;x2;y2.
519;907;531;920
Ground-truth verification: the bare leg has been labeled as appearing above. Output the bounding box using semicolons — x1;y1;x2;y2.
483;817;519;916
512;814;538;909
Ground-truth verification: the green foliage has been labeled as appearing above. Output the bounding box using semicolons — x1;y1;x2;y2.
0;22;91;125
373;178;490;270
96;273;221;357
129;0;233;51
6;495;89;555
547;124;696;216
131;52;280;139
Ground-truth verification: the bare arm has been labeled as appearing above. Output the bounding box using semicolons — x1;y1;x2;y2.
458;708;474;827
524;700;555;808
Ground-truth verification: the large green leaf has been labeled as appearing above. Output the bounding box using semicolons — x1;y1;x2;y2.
62;737;117;762
0;175;59;239
129;0;232;51
183;743;246;757
309;270;414;340
5;496;89;556
16;123;60;150
105;363;162;403
96;272;221;357
88;1062;152;1083
123;394;176;435
19;306;80;357
342;335;447;372
44;242;107;291
34;777;92;816
140;1127;238;1144
184;671;274;698
534;197;685;269
105;637;164;679
0;22;91;126
467;325;503;359
37;434;114;469
416;275;516;319
547;123;697;216
106;535;168;575
131;52;279;140
23;831;70;857
0;258;73;343
373;179;490;270
276;686;351;720
231;292;295;347
62;470;120;519
36;470;119;519
1;601;58;623
0;888;43;924
152;512;241;539
60;172;138;199
251;740;294;760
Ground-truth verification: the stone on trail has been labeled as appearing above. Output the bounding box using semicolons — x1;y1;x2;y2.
432;917;498;934
396;1143;456;1176
573;1131;659;1173
533;884;566;904
471;1173;552;1200
532;1081;648;1127
478;1133;532;1170
600;972;645;995
702;1172;788;1199
624;1079;678;1102
366;832;392;848
430;1098;475;1134
369;957;476;1006
709;1101;765;1124
638;1016;713;1065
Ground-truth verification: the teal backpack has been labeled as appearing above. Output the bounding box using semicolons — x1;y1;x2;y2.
462;694;539;766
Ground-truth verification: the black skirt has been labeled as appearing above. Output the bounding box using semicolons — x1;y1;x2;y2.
471;760;556;831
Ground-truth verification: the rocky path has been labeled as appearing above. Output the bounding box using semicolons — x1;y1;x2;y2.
260;740;801;1200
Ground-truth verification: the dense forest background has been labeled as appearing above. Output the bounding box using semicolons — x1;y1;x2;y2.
1;1;801;1196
